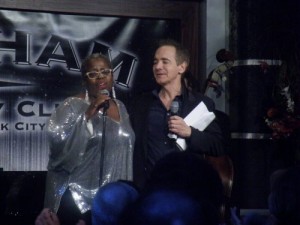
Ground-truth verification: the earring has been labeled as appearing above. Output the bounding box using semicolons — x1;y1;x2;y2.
85;88;89;102
111;81;117;98
112;85;116;99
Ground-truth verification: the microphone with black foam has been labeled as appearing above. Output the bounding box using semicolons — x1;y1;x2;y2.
96;89;110;111
168;100;179;139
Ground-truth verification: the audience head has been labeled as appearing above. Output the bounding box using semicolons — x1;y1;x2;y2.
268;165;300;225
121;189;219;225
145;151;224;211
92;181;139;225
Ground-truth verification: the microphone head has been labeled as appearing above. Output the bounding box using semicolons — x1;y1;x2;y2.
100;89;110;96
170;100;179;115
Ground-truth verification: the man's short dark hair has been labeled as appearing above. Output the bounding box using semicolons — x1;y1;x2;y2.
156;39;190;66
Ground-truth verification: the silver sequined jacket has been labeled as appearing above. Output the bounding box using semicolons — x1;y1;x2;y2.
44;97;135;213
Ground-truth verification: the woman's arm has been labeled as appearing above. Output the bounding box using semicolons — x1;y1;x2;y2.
47;97;91;173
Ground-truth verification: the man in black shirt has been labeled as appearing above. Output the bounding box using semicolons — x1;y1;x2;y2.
130;39;225;189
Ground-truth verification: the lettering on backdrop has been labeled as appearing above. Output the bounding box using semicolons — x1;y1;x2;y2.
0;30;138;132
0;31;137;86
0;100;59;131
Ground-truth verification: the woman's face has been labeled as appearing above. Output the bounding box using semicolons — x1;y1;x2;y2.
84;58;113;97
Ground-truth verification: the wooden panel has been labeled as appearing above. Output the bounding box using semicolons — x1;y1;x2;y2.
0;0;202;82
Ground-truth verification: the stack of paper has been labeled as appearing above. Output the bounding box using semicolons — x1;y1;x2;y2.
176;101;215;150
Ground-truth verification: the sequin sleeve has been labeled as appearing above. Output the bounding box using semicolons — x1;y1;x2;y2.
47;97;90;173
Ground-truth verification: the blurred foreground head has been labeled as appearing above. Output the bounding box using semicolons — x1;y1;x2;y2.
92;181;139;225
122;189;219;225
268;165;300;225
120;151;224;225
145;151;224;210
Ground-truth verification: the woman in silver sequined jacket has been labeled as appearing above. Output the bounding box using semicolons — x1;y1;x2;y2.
43;53;135;225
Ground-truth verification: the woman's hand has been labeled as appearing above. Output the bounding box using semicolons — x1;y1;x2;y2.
92;93;111;110
86;93;111;120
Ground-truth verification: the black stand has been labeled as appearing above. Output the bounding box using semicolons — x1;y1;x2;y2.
99;101;109;186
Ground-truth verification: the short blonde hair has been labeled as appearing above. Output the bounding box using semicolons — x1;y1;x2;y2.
81;53;112;77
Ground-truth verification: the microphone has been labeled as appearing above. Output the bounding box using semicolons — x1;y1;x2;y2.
168;100;179;139
96;89;110;111
100;89;110;96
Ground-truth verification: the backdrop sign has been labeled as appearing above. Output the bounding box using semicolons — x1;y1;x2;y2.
0;9;180;171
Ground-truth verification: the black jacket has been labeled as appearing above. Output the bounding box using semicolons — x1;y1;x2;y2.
129;88;225;189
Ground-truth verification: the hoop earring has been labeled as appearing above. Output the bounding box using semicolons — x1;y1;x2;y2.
85;88;89;102
111;85;116;99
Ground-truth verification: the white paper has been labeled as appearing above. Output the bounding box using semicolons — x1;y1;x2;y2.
176;101;215;151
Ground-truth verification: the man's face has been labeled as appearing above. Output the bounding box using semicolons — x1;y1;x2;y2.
153;45;186;87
